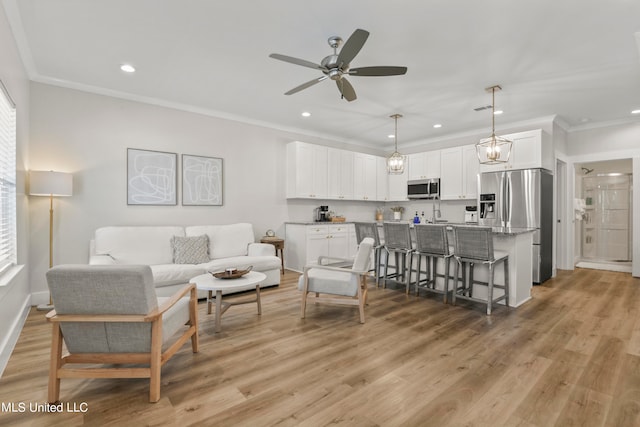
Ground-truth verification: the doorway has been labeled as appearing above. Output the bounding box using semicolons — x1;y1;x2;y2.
575;159;633;273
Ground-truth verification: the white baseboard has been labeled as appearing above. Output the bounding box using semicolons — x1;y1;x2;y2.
0;295;31;378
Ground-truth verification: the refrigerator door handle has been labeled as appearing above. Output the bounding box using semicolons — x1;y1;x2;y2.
505;175;511;226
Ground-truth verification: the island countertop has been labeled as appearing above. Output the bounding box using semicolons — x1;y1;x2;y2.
373;221;536;236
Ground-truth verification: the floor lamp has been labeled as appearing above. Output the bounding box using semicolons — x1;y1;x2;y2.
29;170;73;311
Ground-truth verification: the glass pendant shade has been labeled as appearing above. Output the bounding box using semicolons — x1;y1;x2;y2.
387;113;405;174
476;85;512;164
387;151;404;174
476;134;512;164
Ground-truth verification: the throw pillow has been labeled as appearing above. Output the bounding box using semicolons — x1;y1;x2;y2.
172;235;210;264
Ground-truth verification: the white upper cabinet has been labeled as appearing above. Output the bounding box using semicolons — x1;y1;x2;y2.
408;150;441;180
387;156;409;201
376;156;389;201
327;148;354;200
440;144;479;200
286;141;328;199
478;129;552;172
353;153;377;201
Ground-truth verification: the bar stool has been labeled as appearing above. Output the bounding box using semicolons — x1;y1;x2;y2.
354;222;385;287
382;222;414;293
451;226;509;315
412;224;455;303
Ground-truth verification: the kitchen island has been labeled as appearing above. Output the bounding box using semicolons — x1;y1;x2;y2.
378;222;535;308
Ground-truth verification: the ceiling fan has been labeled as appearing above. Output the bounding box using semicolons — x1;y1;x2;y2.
269;29;407;102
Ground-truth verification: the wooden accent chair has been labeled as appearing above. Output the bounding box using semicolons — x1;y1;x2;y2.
45;265;199;403
298;237;374;323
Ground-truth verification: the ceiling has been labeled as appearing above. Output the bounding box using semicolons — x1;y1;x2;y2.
4;0;640;150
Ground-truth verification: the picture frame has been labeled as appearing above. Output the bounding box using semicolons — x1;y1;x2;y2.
181;154;223;206
127;148;177;205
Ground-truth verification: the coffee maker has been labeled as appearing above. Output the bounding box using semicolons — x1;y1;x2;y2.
314;205;330;222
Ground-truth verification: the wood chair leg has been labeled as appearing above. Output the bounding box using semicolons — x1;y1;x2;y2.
48;323;63;403
149;319;163;403
189;287;199;353
358;276;366;323
300;276;308;319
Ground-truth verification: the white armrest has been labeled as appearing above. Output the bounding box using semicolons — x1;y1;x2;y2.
89;254;117;265
247;243;275;257
303;263;368;276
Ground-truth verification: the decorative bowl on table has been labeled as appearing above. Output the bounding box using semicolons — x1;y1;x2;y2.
210;266;253;279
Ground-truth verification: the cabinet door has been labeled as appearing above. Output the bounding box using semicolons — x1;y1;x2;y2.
425;150;441;179
328;148;354;200
509;132;541;170
354;153;377;201
328;225;349;259
306;225;329;264
440;147;463;200
387;156;408;201
462;144;479;199
408;152;426;181
287;142;328;198
376;156;389;201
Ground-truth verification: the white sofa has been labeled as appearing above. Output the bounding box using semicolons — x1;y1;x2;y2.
89;223;281;297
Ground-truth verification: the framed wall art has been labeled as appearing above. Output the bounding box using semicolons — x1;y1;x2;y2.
182;154;223;206
127;148;177;205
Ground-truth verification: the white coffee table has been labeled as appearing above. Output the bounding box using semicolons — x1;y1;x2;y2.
190;271;266;332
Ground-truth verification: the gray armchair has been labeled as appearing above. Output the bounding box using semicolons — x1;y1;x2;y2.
298;237;374;323
45;265;199;403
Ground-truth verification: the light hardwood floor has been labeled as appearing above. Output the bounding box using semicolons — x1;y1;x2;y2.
1;267;640;426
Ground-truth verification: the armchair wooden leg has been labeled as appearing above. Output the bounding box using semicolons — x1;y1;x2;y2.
149;319;162;403
189;287;199;353
48;323;63;403
358;277;366;323
300;276;309;319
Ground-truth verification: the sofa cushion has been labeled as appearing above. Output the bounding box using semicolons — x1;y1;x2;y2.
200;255;281;274
186;223;255;259
95;226;185;265
172;235;209;264
149;264;206;288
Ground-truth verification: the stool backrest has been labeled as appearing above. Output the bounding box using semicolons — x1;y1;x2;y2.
383;222;412;250
415;224;450;256
453;226;494;261
354;222;381;246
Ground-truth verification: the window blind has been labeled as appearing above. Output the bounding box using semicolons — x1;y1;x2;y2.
0;80;16;274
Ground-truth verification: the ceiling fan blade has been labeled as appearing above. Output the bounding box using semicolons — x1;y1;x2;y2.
349;66;408;76
285;76;328;95
269;53;326;71
336;29;369;67
336;78;357;102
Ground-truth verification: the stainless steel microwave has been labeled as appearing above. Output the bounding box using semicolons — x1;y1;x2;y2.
407;178;440;199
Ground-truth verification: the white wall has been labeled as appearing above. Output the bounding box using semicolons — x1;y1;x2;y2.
0;4;31;376
28;83;388;301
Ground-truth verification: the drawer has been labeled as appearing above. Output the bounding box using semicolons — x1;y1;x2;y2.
329;224;349;234
306;225;329;236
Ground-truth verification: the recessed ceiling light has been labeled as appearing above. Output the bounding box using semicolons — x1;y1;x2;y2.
433;124;442;128
493;110;503;115
301;111;311;117
120;64;136;73
632;109;640;115
388;134;395;139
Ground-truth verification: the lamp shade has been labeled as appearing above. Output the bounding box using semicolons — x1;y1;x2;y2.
29;171;73;196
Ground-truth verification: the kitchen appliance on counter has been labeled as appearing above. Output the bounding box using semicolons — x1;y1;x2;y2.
464;206;478;224
314;205;330;222
479;168;553;284
407;178;440;199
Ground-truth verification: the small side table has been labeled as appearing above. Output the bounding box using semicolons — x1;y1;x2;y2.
260;236;285;274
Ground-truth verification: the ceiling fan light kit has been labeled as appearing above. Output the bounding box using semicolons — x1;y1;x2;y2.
387;113;405;175
269;29;407;102
476;85;512;164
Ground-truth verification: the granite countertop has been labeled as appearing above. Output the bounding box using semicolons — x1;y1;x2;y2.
373;220;535;236
285;221;355;225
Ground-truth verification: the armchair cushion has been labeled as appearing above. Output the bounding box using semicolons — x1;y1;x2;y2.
297;269;359;297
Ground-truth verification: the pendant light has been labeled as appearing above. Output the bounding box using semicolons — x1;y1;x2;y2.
387;113;405;174
476;85;512;164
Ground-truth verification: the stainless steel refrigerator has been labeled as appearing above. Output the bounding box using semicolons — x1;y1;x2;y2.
478;168;553;284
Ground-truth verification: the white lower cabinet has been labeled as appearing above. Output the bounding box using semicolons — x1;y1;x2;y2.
285;223;355;272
